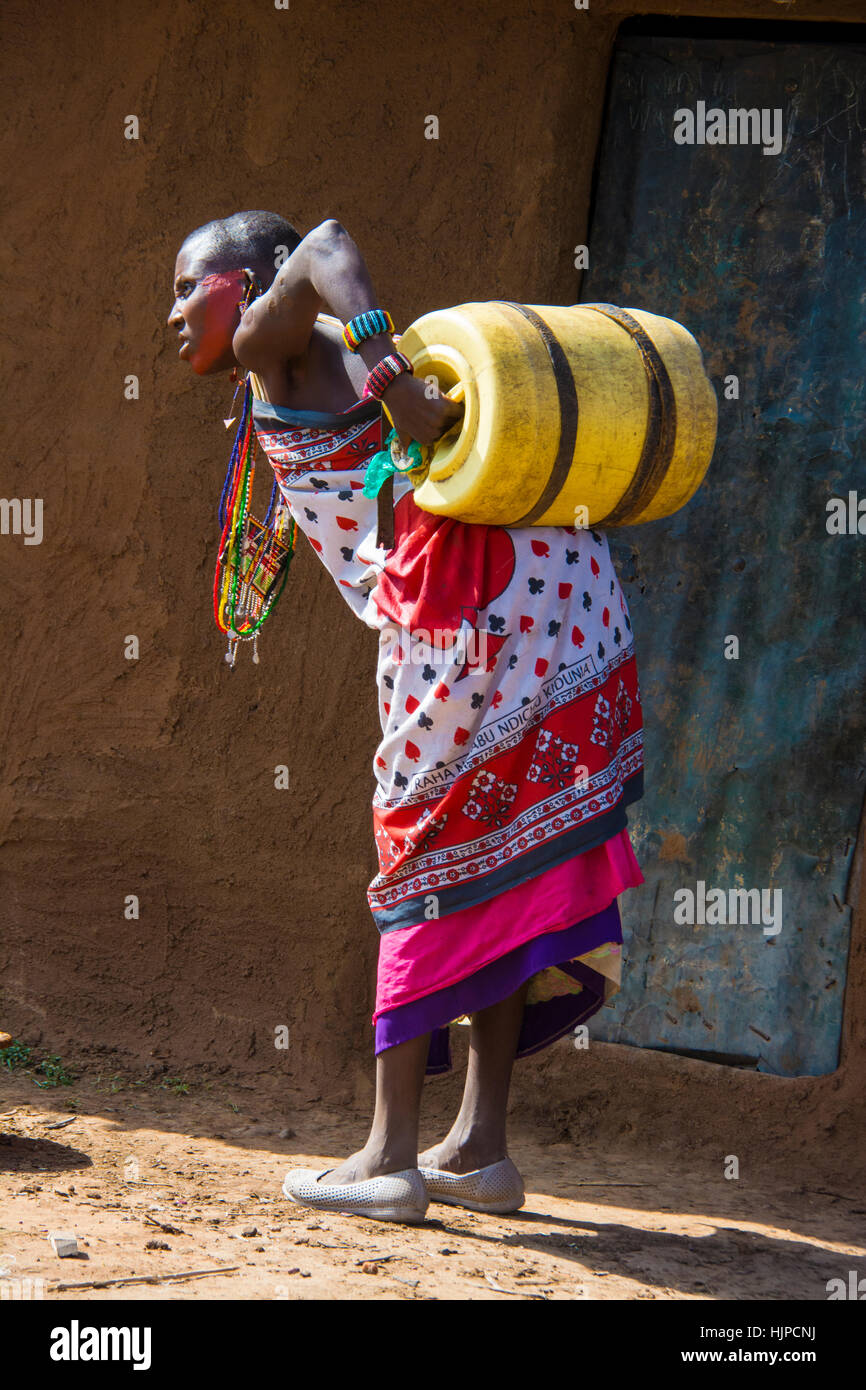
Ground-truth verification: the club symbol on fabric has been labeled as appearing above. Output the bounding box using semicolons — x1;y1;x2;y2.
304;507;318;522
566;549;579;565
489;614;505;633
582;592;592;611
340;546;354;561
463;770;518;828
528;577;545;595
527;728;582;790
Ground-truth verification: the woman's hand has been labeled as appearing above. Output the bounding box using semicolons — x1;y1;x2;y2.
380;372;464;449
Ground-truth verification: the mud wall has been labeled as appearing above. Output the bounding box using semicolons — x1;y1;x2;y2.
1;0;863;1179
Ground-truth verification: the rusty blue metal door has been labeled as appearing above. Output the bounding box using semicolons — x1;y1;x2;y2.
583;25;866;1075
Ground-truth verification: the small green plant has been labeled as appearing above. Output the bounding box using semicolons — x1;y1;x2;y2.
2;1040;32;1071
34;1055;75;1089
161;1077;190;1095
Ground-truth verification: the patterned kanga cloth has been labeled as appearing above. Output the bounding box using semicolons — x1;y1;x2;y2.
252;391;645;1056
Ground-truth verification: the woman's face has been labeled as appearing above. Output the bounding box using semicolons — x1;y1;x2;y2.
167;244;247;375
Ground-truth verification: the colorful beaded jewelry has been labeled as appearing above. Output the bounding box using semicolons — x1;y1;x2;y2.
343;308;395;352
364;351;414;401
213;375;296;666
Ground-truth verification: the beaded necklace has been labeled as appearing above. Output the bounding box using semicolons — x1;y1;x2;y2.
213;373;296;666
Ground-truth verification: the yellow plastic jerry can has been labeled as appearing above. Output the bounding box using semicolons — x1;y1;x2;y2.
396;301;718;527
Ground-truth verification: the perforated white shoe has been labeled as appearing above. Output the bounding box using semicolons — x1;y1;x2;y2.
417;1153;526;1214
281;1166;429;1223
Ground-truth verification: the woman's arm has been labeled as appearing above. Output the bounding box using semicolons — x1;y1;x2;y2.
233;219;462;446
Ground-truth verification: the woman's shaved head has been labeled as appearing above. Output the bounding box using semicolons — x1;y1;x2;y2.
181;210;302;288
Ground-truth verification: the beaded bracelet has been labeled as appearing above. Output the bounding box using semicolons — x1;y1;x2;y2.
364;351;414;401
343;308;395;352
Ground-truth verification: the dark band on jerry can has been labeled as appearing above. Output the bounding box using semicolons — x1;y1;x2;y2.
582;304;678;526
502;302;581;527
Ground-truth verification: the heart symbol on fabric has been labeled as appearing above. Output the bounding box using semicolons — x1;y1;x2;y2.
559;583;572;600
572;626;585;646
336;516;358;531
308;537;323;553
434;682;450;701
454;726;470;746
405;740;421;761
590;556;600;577
531;539;550;557
406;695;420;713
519;615;534;633
535;659;549;677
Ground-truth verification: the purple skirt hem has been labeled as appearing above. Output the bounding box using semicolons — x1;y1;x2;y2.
374;898;622;1076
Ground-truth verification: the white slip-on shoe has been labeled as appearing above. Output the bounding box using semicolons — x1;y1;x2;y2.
416;1152;526;1214
281;1166;429;1224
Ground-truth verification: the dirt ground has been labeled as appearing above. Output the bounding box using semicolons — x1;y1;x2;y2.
2;1058;864;1303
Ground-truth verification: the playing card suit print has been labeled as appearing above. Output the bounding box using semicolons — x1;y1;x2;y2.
336;515;358;531
558;583;572;599
572;625;585;646
376;756;387;768
566;548;579;564
602;607;610;627
535;658;548;677
418;713;433;729
528;577;545;594
304;507;318;522
583;592;592;611
340;547;354;561
491;691;503;709
454;726;470;746
337;490;353;501
434;682;450;701
590;556;600;577
531;539;550;557
405;695;420;713
548;620;561;637
405;740;421;761
519;615;534;633
309;537;323;553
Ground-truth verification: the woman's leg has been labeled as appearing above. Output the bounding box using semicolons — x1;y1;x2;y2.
324;1029;431;1185
422;978;529;1174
